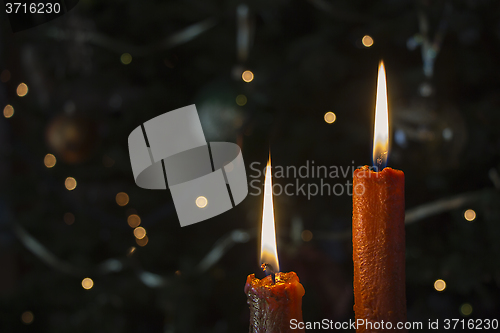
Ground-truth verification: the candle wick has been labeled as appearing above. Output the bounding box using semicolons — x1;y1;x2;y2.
261;263;276;284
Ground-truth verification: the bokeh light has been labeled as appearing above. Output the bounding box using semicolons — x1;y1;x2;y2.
127;214;141;228
134;226;146;239
65;177;77;191
464;209;476;222
136;235;149;246
127;246;136;256
434;279;446;292
460;303;473;316
17;83;28;97
102;155;115;168
116;192;129;206
0;69;11;83
44;154;56;168
236;94;247;106
121;53;132;65
64;212;75;225
362;35;374;47
301;230;313;242
82;277;94;290
21;311;34;324
196;196;208;208
3;104;14;118
324;111;336;124
242;70;254;82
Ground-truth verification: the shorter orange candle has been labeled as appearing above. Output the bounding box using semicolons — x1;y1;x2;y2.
245;157;305;333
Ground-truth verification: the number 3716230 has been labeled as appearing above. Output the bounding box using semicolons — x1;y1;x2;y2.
444;318;499;330
6;2;61;14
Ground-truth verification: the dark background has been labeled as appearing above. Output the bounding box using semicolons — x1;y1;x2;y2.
1;0;500;332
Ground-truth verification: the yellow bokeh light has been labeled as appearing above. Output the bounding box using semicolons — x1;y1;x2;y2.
116;192;129;206
134;226;146;239
44;154;56;168
236;94;247;106
121;53;132;65
64;212;75;225
17;83;28;97
242;70;254;82
127;214;141;228
324;111;336;124
196;196;208;208
434;279;446;292
127;246;136;256
82;277;94;290
65;177;77;190
464;209;476;222
136;235;149;246
460;303;473;316
3;104;14;118
21;311;34;324
301;230;313;242
362;35;374;47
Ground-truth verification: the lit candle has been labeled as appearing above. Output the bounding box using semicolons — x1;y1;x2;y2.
352;61;406;332
245;156;305;333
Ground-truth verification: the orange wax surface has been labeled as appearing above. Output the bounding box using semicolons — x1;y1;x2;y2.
245;272;305;333
352;166;406;332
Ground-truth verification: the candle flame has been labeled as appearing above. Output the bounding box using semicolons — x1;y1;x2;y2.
260;155;279;273
373;61;389;170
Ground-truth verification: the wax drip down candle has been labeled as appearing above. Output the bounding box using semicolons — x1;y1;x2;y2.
245;156;305;333
352;61;407;333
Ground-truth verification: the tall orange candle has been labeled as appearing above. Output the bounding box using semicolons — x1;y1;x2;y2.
352;61;406;332
245;157;305;333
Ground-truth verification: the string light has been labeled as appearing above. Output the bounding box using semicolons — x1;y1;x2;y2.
3;104;14;118
464;209;476;222
301;230;313;242
136;235;149;246
44;154;56;168
116;192;129;206
134;227;146;239
64;212;75;225
127;214;141;228
324;111;336;124
242;70;254;82
82;277;94;290
362;35;374;47
16;83;28;97
434;279;446;292
196;196;208;208
121;53;132;65
21;311;34;324
236;94;247;106
65;177;77;190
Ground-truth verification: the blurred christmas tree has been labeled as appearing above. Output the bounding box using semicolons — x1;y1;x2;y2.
1;0;500;332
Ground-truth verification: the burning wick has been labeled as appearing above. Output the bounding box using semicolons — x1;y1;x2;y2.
261;263;276;284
